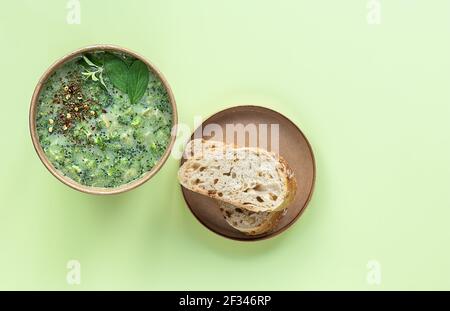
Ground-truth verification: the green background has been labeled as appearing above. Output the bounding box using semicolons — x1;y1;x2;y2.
0;0;449;290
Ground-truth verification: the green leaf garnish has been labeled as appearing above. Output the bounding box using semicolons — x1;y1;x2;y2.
104;55;129;93
127;60;149;105
79;53;150;104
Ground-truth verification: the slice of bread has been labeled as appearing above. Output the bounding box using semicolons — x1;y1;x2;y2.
218;201;285;235
178;139;297;213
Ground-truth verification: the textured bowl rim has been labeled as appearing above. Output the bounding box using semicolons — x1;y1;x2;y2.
29;44;178;195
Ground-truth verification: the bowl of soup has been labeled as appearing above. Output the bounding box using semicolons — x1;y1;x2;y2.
29;45;177;194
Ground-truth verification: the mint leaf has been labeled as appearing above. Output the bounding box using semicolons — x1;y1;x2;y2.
104;55;129;93
127;60;149;104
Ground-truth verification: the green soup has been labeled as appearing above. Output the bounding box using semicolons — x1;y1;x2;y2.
36;51;173;188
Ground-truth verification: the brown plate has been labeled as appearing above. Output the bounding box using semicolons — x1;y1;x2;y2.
180;105;316;241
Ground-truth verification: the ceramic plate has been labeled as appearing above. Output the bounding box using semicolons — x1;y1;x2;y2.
180;105;315;241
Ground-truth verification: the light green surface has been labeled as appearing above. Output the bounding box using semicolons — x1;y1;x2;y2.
0;0;449;290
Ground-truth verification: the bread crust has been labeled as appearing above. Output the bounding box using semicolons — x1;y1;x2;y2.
274;156;297;211
219;201;285;235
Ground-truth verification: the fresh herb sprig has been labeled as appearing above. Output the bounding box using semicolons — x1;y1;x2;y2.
80;53;149;105
81;56;107;89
